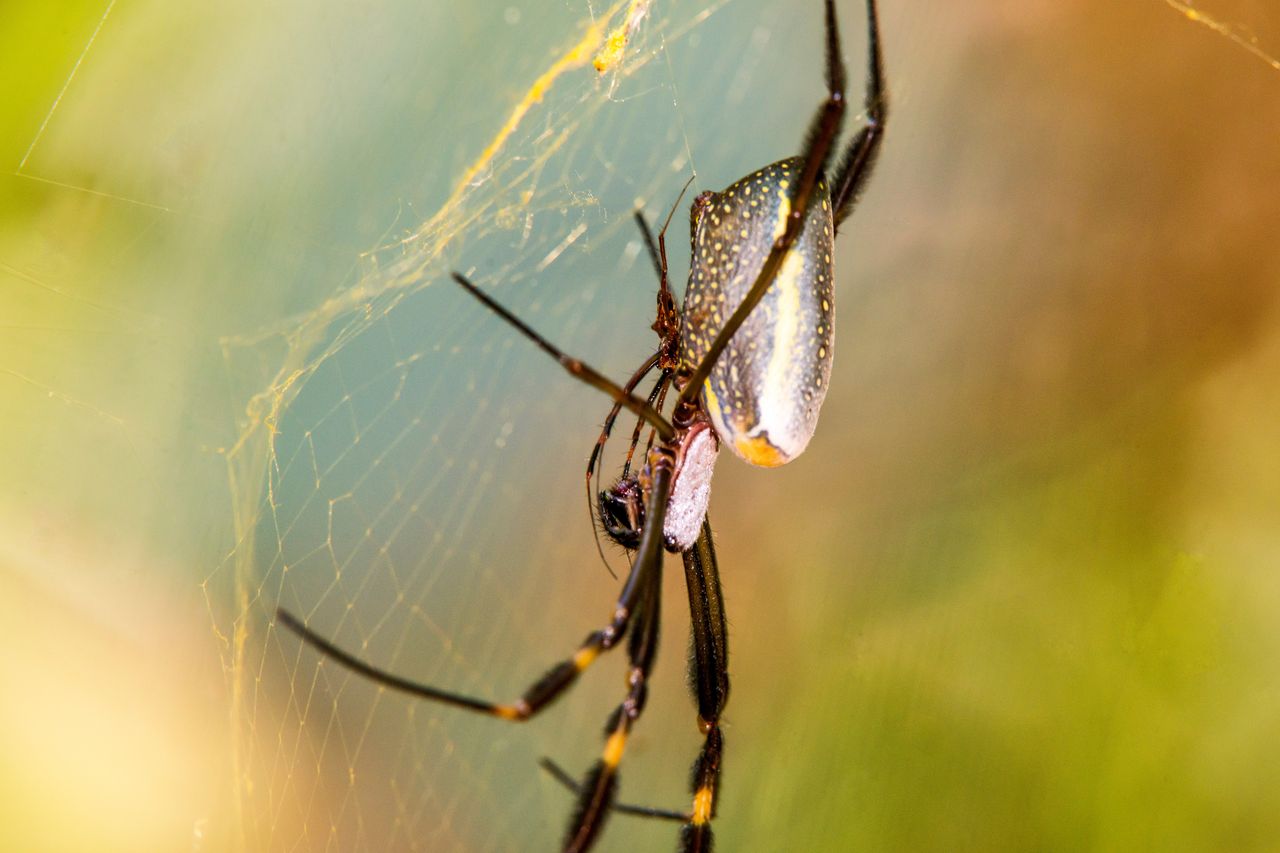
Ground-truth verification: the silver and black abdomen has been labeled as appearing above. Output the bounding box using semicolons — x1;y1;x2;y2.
681;157;836;468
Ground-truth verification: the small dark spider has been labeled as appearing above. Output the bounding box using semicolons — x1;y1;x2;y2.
277;1;887;850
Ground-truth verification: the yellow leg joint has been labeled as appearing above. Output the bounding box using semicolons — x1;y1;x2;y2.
572;646;599;671
691;785;714;826
602;730;628;768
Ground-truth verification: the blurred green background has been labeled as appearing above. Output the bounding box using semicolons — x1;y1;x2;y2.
3;1;1280;851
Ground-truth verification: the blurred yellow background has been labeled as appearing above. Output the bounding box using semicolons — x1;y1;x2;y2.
3;1;1280;851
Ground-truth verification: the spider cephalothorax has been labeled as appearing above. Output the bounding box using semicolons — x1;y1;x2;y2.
600;403;720;554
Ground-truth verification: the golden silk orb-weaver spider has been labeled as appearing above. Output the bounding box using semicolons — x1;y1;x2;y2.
277;1;887;849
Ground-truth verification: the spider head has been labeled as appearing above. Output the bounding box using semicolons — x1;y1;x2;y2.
598;476;645;550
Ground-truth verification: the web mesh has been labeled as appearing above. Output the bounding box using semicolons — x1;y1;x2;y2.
209;2;792;850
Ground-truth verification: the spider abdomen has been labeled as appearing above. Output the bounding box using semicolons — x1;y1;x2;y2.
681;157;836;468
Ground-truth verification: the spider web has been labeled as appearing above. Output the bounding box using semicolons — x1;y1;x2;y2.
8;0;1280;851
206;2;832;850
206;1;1280;849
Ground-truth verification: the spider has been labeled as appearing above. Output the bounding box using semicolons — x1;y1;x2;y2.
276;1;886;849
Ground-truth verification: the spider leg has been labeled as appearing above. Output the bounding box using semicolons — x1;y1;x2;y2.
585;355;661;496
557;446;679;851
275;457;674;725
638;173;697;275
622;372;671;483
678;519;729;852
634;210;682;371
632;372;671;475
829;0;888;230
563;543;663;852
639;173;697;290
634;209;666;283
585;351;662;570
450;272;675;441
539;757;688;822
536;519;730;852
676;0;871;405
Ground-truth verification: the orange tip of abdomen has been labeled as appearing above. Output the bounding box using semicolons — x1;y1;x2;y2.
733;433;789;468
